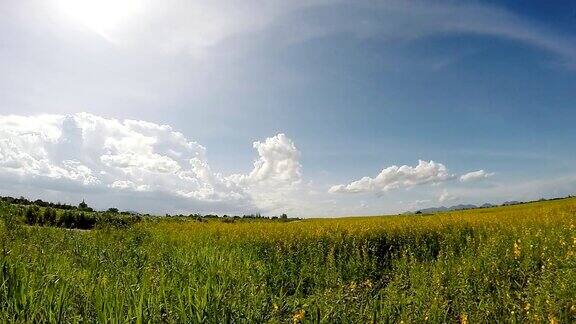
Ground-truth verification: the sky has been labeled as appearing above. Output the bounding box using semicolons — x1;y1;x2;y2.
0;0;575;217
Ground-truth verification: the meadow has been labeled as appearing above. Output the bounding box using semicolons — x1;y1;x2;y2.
0;198;575;323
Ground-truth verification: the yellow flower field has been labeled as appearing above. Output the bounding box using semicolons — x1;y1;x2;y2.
0;198;574;322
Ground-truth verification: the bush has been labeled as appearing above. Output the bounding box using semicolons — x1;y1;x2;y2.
25;206;40;225
42;208;57;226
76;212;96;229
58;211;76;228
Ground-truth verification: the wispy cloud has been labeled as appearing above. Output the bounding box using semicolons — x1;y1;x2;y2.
460;170;494;182
73;0;576;67
438;189;458;203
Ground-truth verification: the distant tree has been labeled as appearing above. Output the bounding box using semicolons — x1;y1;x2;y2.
78;200;89;211
36;210;45;226
43;208;57;226
25;206;40;225
59;211;75;228
35;199;48;207
280;213;288;220
107;207;119;213
76;212;95;229
221;216;235;223
18;196;31;205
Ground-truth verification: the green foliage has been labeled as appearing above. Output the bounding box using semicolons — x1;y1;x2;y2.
42;208;57;226
25;206;40;225
77;200;94;212
0;198;574;322
12;203;138;230
58;210;76;228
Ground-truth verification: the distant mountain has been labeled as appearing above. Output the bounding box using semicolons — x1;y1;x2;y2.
417;206;449;214
416;204;477;214
407;195;576;215
449;204;477;210
413;200;528;214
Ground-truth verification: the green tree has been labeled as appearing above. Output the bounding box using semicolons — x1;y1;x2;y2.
78;200;88;211
25;206;40;225
59;211;75;228
76;212;96;229
43;208;57;226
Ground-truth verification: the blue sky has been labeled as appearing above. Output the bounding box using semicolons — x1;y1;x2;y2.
0;0;575;216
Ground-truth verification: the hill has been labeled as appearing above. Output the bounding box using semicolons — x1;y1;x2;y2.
413;196;573;214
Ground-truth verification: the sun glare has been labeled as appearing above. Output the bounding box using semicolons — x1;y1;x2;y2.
57;0;143;38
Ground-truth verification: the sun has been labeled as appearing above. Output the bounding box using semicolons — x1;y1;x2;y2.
57;0;143;39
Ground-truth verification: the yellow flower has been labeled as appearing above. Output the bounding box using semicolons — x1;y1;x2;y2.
513;241;521;259
292;309;305;323
549;314;558;324
363;279;373;288
459;313;468;324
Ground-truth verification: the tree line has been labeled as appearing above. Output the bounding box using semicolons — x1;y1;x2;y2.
0;195;297;230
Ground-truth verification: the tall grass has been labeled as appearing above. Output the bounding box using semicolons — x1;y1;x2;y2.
0;199;574;322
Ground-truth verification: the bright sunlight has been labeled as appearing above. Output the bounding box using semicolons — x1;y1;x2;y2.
57;0;143;38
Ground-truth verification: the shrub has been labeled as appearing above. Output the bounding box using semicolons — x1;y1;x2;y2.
58;210;76;228
25;206;40;225
76;212;96;229
42;208;57;226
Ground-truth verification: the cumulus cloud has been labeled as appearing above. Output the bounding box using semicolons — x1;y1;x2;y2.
0;113;303;214
329;160;454;194
460;170;494;182
227;133;302;211
0;112;501;215
228;134;301;186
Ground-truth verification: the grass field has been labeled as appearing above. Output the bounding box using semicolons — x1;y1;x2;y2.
0;198;575;323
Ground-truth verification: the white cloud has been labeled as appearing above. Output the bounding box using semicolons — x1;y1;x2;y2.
329;160;454;194
399;198;432;211
0;113;305;214
460;169;494;182
227;133;303;211
228;134;301;186
438;189;458;203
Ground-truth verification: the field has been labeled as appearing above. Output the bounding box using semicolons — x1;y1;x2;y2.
0;198;575;323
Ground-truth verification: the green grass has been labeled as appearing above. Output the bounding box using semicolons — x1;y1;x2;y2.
0;198;575;322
